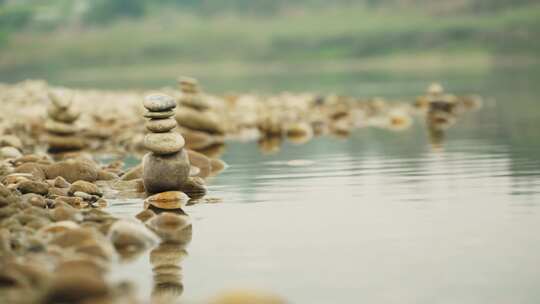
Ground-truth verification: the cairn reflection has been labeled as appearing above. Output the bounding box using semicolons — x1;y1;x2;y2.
137;194;193;302
148;211;192;302
416;83;483;150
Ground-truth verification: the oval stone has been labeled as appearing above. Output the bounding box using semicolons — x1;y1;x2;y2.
146;118;177;133
144;111;175;119
143;94;176;112
48;90;72;109
142;150;190;194
144;191;189;210
47;104;80;123
45;119;77;135
144;133;185;155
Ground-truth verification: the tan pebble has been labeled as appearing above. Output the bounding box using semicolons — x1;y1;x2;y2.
14;163;46;181
144;133;185;155
144;191;189;210
39;221;80;235
69;180;102;197
53;176;70;188
146;118;177;133
208;290;287;304
143;93;176;112
17;180;49;195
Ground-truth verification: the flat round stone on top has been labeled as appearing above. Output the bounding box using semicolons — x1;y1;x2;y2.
143;94;176;112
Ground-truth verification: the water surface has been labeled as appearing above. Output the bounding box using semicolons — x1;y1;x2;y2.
108;65;540;303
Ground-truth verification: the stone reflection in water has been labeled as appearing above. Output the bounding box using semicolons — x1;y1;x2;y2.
258;136;282;155
419;83;483;150
148;210;192;302
135;192;193;302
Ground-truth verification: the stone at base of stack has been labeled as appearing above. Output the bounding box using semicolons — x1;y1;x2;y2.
142;150;190;194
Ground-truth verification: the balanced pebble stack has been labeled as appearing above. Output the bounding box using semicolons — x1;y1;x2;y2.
45;90;86;152
142;94;190;194
179;77;206;109
175;77;225;135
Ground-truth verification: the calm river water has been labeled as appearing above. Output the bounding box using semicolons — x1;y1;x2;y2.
108;65;540;303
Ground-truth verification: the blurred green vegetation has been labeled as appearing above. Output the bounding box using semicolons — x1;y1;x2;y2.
0;0;539;87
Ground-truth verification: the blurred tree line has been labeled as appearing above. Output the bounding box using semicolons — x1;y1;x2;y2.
1;0;538;31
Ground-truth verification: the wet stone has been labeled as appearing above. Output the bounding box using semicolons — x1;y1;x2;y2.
142;150;190;194
68;180;102;197
144;133;185;155
144;191;189;210
45;119;77;135
146;118;177;133
17;180;49;195
143;94;177;112
144;111;175;119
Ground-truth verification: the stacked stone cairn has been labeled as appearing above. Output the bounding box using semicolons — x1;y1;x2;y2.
175;77;225;138
178;77;208;111
45;90;86;153
142;94;190;194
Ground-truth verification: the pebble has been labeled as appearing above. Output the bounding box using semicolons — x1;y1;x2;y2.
2;173;32;185
14;163;47;181
17;180;49;195
44;119;77;135
175;107;225;134
0;146;22;159
144;110;175;119
21;193;47;208
146;118;177;133
73;191;99;202
48;187;69;197
143;93;176;112
47;104;80;123
0;135;23;149
39;221;79;235
46;134;86;151
97;170;118;181
68;180;102;197
208;290;287;304
181;95;211;111
144;191;189;210
44;159;99;183
53;176;70;188
48;90;73;109
142;150;190;194
55;196;87;208
42;272;109;304
144;132;185;155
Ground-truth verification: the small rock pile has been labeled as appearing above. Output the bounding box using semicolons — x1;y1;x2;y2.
176;77;225;149
45;90;86;153
142;94;191;194
178;77;209;111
